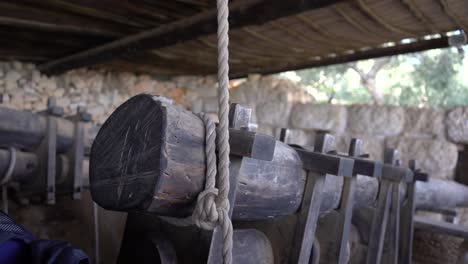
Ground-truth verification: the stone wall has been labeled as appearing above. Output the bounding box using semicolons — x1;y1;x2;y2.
1;61;468;262
1;60;466;180
231;80;466;183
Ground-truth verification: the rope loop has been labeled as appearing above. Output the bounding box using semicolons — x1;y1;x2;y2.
192;187;219;230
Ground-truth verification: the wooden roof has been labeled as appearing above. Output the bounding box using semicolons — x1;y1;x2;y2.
1;0;467;77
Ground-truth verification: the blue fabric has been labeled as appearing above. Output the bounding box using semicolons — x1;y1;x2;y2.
0;211;89;264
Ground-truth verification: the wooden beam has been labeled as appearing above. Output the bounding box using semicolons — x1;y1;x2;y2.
0;16;122;37
38;0;344;74
414;215;468;239
235;36;450;78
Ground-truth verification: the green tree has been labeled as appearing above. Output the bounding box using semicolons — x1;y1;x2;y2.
289;47;468;107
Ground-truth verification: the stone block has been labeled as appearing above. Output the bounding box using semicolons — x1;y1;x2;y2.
385;137;458;180
446;106;468;144
131;80;154;94
202;97;218;113
403;107;445;139
348;105;404;136
256;97;292;127
190;99;203;113
290;103;346;132
5;70;21;91
256;125;275;137
194;84;217;98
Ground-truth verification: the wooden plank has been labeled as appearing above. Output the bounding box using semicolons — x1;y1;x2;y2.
290;172;326;264
414;216;468;239
366;180;392;264
399;181;416;264
229;129;276;161
335;139;361;263
0;16;121;37
0;1;134;35
290;133;334;264
38;0;344;74
295;149;354;177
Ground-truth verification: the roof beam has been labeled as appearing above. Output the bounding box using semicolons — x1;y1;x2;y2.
0;16;122;38
38;0;344;74
238;36;451;78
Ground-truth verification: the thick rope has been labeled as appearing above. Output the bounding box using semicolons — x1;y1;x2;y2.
160;0;232;262
159;113;232;263
214;0;233;262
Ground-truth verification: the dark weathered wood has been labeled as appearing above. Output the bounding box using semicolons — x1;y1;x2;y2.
382;183;401;264
415;179;468;210
232;141;306;220
0;16;121;37
118;213;273;264
399;181;416;264
290;134;335;264
366;180;392;264
38;0;344;74
291;172;325;264
90;94;305;219
229;129;276;161
335;139;361;263
231;229;274;264
399;160;419;264
413;216;468;239
382;164;413;182
335;156;383;178
90;95;468;222
295;149;354;177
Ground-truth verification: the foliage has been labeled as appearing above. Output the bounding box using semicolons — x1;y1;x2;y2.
283;46;468;107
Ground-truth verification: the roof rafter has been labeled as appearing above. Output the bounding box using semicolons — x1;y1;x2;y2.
232;35;452;78
38;0;344;74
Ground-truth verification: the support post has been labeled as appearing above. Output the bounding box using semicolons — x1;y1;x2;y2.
290;133;354;264
399;160;428;264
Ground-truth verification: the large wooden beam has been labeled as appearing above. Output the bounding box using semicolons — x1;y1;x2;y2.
38;0;343;74
0;16;121;37
414;215;468;239
238;36;451;78
90;94;468;220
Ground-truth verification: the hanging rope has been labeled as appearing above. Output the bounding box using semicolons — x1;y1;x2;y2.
161;0;232;263
160;112;233;263
214;0;233;261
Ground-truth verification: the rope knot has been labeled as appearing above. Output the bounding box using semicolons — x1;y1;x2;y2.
192;187;219;230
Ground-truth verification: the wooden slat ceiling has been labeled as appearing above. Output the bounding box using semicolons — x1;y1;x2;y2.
0;0;466;77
